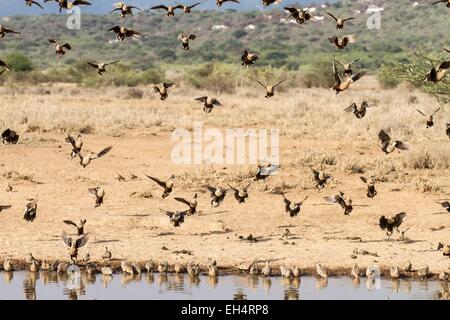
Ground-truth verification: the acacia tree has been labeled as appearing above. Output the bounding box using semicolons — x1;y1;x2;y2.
379;49;450;105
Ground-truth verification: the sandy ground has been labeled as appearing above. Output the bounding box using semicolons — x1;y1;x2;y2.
0;129;449;278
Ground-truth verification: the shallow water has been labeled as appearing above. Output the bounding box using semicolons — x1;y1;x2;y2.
0;272;448;300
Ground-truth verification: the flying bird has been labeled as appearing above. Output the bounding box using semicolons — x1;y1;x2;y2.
415;107;440;128
146;174;175;199
75;146;113;167
195;96;222;113
324;11;355;30
379;212;406;239
88;187;105;207
228;183;251;204
254;163;278;181
255;79;286;98
150;4;183;16
424;61;450;83
216;0;240;7
207;186;227;207
48;39;71;57
332;58;360;77
378;130;410;155
63;219;87;236
344;101;375;119
152;82;174;100
0;25;21;39
282;194;308;217
331;59;365;94
44;0;91;12
178;33;196;50
433;0;450;8
360;176;377;199
328;35;356;50
325;192;353;215
261;0;280;6
162;209;188;227
241;50;258;67
25;0;44;9
179;2;202;13
65;134;83;159
310;167;332;189
108;26;141;41
1;128;19;144
111;2;142;18
86;61;119;75
284;7;312;25
62;231;89;263
174;193;197;215
23;199;37;222
440;201;450;213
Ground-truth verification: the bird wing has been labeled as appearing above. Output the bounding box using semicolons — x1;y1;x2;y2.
281;194;291;206
62;231;72;247
360;176;367;184
324;11;338;21
65;134;76;147
87;188;97;196
393;212;406;227
48;39;57;44
344;103;357;112
0;205;12;211
174;197;191;206
415;109;426;117
394;141;410;151
284;7;297;14
147;175;168;188
332;58;341;84
349;58;360;65
86;62;99;69
73;0;91;5
152;86;161;94
195;96;208;103
188;34;196;40
76;234;89;248
189;2;202;9
61;43;72;50
163;82;174;88
431;107;441;116
32;1;44;9
273;79;287;88
256;80;267;88
379;216;388;230
438;61;450;70
151;5;169;10
93;146;113;159
206;185;217;195
378;130;391;149
63;220;77;227
2;27;20;34
105;61;120;66
350;71;365;83
343;17;356;22
125;29;141;37
108;26;121;33
211;98;222;106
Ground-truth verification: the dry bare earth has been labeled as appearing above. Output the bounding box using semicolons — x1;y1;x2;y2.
0;78;449;276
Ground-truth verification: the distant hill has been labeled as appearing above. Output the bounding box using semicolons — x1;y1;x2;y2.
0;0;447;73
0;0;334;16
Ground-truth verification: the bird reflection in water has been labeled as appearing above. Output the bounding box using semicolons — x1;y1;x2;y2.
23;272;38;300
263;277;272;296
3;271;13;284
233;289;247;300
208;276;218;289
102;274;113;289
188;274;200;287
391;279;401;294
284;288;299;300
316;278;328;290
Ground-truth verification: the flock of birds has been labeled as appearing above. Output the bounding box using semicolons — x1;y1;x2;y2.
0;0;450;286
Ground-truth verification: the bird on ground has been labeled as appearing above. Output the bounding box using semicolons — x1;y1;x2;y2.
158;261;168;273
187;263;200;276
75;146;113;168
0;25;21;39
2;129;19;145
48;39;71;57
351;264;360;279
44;0;91;12
310;167;332;189
178;2;202;13
440;201;450;213
62;231;89;263
324;11;355;30
102;247;112;261
433;0;450;8
360;176;377;199
404;261;413;273
241;50;258;67
254;164;278;181
284;7;312;24
390;266;400;279
150;4;183;16
316;263;328;279
424;60;450;83
207;186;227;207
344;101;375;119
163;209;188;227
415;107;440;128
0;205;11;213
418;266;429;280
146;174;175;199
145;260;154;273
282;194;308;217
114;172;126;182
249;262;259;276
228;183;251;204
437;243;450;257
65;134;83;159
57;261;69;273
331;58;365;94
121;261;134;275
174;194;197;215
325;192;353;215
255;79;286;98
195;96;222;113
88;187;104;207
208;264;218;277
86;61;119;75
23;199;37;222
152;83;174;100
262;261;271;277
3;259;13;272
332;58;360;77
178;33;196;50
216;0;239;7
108;26;141;41
111;2;142;18
63;219;86;236
379;212;406;239
29;259;40;272
25;0;44;9
378;130;410;155
328;35;356;50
